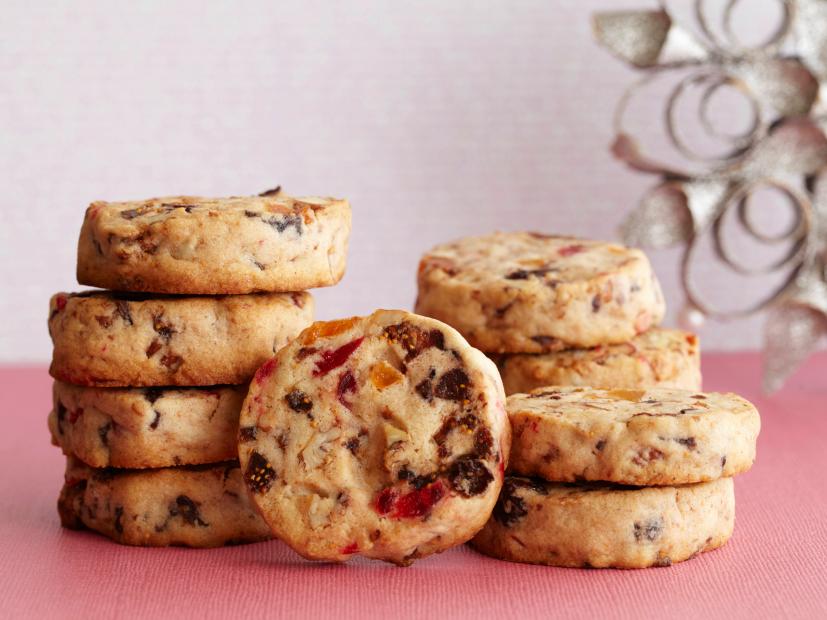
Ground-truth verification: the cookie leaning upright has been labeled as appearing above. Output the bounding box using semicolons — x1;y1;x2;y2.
77;193;351;294
415;232;665;353
237;310;509;565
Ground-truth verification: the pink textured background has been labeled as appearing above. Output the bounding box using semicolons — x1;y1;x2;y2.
2;353;825;619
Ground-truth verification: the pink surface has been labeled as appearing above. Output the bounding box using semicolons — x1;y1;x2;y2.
1;353;826;619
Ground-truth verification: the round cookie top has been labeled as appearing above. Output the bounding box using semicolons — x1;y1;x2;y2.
237;310;509;565
415;232;665;352
507;386;760;485
422;233;641;283
85;193;339;227
77;192;351;294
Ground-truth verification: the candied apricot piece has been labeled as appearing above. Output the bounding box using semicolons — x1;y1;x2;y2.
300;318;360;345
370;361;403;390
605;389;646;402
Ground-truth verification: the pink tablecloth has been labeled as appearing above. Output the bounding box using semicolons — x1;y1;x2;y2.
1;353;825;619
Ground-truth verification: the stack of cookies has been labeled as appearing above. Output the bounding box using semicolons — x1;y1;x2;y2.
414;232;701;394
415;232;760;567
47;191;351;547
470;386;760;567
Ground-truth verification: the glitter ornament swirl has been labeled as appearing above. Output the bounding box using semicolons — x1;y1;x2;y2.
594;0;827;391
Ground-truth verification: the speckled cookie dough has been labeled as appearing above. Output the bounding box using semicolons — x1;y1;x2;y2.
48;382;246;468
49;290;313;387
497;329;701;395
470;476;735;568
238;310;510;565
58;458;271;547
76;192;351;294
414;232;665;353
508;387;760;486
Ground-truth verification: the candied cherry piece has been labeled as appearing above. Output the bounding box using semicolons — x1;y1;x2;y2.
340;542;359;554
373;482;446;519
255;358;278;384
558;244;585;257
313;337;364;376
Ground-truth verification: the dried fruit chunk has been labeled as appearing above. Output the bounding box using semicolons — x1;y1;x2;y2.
170;495;209;527
370;361;404;390
285;390;313;413
255;358;278;384
606;389;646;402
492;478;534;527
558;243;585;257
337;371;357;409
447;456;493;497
244;451;277;494
434;368;470;401
313;337;364;376
237;310;509;565
301;317;360;345
377;481;446;519
383;322;445;360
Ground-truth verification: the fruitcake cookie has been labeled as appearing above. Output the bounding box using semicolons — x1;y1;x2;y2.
414;233;665;353
77;193;351;294
48;382;246;468
508;387;760;485
49;291;313;387
238;310;509;565
497;329;701;395
58;458;271;547
471;476;734;568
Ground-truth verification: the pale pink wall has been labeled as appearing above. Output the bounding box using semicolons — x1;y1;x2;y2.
0;0;788;361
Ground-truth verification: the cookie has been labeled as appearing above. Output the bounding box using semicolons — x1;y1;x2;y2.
470;476;734;568
414;233;665;353
508;387;760;485
49;291;313;387
58;458;271;547
497;329;701;395
76;193;351;294
48;381;246;468
237;310;509;565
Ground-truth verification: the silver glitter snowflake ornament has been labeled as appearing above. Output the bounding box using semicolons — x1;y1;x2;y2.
594;0;827;391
